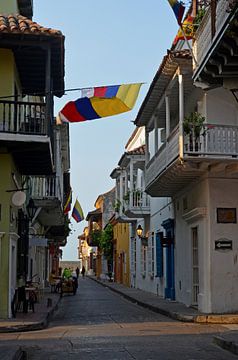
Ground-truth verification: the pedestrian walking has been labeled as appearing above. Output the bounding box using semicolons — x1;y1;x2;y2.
81;266;86;278
76;267;80;279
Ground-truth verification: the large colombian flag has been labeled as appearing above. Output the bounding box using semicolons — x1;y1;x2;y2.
57;83;142;124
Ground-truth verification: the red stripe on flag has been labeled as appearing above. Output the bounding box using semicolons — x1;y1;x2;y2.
61;102;86;122
94;86;107;98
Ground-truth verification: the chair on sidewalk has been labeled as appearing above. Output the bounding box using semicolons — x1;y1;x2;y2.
16;286;28;313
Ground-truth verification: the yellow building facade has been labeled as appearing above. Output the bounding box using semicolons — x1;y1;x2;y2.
113;222;130;287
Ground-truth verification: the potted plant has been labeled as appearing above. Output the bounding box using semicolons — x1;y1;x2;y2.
183;112;206;152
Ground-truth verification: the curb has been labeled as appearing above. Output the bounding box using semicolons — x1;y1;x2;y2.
0;296;61;333
213;336;238;356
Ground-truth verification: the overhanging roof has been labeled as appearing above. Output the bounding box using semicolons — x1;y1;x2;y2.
135;50;191;128
0;14;65;97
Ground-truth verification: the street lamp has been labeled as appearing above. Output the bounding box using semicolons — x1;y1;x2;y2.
27;199;37;221
136;224;143;238
136;225;148;246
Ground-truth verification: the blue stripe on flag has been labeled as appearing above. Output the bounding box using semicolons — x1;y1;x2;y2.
75;97;100;120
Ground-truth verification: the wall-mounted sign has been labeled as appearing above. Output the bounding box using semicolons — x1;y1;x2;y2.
215;239;232;250
29;236;48;247
217;208;236;223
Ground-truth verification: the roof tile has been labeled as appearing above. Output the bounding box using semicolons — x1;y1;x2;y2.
0;14;62;36
127;144;145;155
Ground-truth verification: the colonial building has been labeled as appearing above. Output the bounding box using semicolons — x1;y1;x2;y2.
0;0;70;318
134;0;238;313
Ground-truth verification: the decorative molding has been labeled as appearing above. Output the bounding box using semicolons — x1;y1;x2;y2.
9;232;20;241
182;207;207;224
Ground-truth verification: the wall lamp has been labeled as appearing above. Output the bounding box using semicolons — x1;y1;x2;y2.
27;199;37;221
136;225;148;246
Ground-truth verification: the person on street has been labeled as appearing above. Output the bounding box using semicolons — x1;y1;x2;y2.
81;266;86;278
76;267;80;279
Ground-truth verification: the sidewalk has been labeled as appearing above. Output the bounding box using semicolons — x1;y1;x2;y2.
0;287;60;333
89;276;238;356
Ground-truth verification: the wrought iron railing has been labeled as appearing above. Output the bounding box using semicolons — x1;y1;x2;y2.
0;100;47;135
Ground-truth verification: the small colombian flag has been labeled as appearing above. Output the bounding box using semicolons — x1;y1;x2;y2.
72;199;84;223
64;189;72;214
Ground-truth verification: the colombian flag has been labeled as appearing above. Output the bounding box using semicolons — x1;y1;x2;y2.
167;0;185;24
72;200;84;223
63;189;72;215
57;83;142;124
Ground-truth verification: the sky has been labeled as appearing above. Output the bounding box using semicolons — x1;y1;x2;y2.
34;1;184;260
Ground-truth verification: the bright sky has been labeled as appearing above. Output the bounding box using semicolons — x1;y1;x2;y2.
34;1;182;260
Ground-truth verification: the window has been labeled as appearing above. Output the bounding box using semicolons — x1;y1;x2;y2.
141;243;147;276
148;233;155;277
130;237;136;275
156;232;163;277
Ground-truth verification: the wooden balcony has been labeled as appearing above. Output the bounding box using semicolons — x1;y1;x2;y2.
123;189;150;218
0;100;47;135
145;124;238;197
193;2;238;83
0;100;53;174
30;175;64;226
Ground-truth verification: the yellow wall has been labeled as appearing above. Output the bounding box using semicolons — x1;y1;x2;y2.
0;49;15;99
113;223;130;287
0;1;18;14
0;154;19;318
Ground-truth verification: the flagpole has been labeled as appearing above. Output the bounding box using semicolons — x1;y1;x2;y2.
179;24;198;66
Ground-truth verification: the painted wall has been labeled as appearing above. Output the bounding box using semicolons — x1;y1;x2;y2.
134;197;174;296
175;178;208;310
113;222;130;287
0;49;15;99
209;177;238;313
175;174;238;313
0;1;18;14
200;88;238;126
0;154;19;318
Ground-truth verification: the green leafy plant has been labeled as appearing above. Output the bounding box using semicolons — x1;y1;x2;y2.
113;199;121;212
183;112;206;140
91;229;101;247
123;191;130;204
100;224;113;261
64;218;72;237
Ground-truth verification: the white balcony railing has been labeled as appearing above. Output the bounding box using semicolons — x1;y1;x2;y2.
184;124;238;156
194;1;230;69
130;189;150;208
146;124;238;188
30;175;63;203
146;126;180;187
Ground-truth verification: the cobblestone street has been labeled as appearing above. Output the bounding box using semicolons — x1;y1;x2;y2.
0;278;238;359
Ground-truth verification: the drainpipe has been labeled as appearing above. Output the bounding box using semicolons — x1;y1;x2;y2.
165;94;171;140
119;173;123;216
145;128;150;165
178;73;184;159
154;117;158;154
129;161;134;206
45;46;52;137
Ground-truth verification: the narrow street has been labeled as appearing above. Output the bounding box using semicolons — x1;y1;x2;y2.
0;278;237;359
